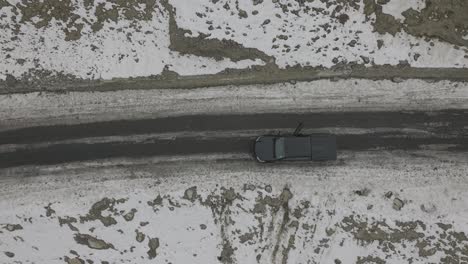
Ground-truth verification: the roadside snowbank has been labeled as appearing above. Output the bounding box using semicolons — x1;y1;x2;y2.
1;79;467;131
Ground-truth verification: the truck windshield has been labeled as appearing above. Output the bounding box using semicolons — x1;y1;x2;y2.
274;138;285;159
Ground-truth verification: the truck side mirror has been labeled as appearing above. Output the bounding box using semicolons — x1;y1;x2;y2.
293;122;304;136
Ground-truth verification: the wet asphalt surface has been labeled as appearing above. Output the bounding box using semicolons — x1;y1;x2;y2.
0;110;467;168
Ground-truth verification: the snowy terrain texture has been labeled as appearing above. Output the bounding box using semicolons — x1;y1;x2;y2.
1;0;467;80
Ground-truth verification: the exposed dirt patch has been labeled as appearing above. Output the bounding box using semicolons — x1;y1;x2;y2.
341;215;425;244
58;216;79;231
91;0;159;32
201;187;239;264
363;0;402;35
356;255;385;264
147;237;160;259
340;215;468;263
403;0;468;48
4;63;468;94
74;233;114;250
6;0;160;40
364;0;468;49
218;241;235;264
79;197;127;227
65;257;85;264
160;0;274;63
3;224;23;232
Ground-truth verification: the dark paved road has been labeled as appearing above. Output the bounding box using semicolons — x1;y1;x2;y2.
0;110;467;168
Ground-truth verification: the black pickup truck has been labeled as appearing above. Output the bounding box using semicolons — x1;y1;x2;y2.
254;134;337;162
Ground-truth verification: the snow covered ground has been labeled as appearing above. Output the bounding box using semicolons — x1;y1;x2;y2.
1;151;468;264
1;0;467;82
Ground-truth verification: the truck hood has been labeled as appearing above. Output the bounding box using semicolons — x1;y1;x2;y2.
254;136;275;162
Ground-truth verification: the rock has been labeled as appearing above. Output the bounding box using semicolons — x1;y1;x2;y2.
67;257;85;264
238;10;248;18
420;203;437;213
135;230;145;243
264;185;272;193
354;188;370;196
384;191;393;198
5;224;23;232
147;195;163;207
200;224;207;230
5;74;17;86
123;209;136;221
44;203;56;217
337;14;349;24
243;184;255;191
100;216;117;227
253;0;263;5
360;56;370;64
347;39;357;47
4;251;14;258
223;188;237;202
74;234;114;250
326;228;335;236
147;237;160;259
392;198;404;210
183;186;198;202
377;0;390;4
377;39;384;49
261;19;271;26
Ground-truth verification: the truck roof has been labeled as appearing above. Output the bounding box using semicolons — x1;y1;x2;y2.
282;137;311;158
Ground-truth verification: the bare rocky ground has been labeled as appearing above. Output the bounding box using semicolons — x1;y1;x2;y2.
1;0;468;263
